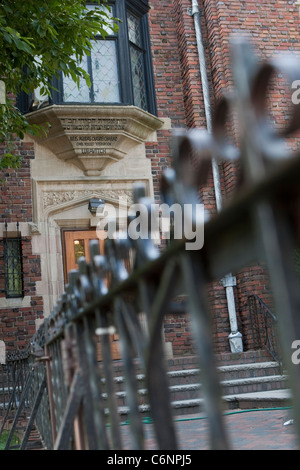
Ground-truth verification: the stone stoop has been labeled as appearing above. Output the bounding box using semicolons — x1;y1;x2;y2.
103;350;291;420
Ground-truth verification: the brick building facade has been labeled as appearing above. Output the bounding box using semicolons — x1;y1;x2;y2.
0;0;299;357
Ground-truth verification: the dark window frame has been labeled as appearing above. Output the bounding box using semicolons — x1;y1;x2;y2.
3;234;24;299
18;0;157;116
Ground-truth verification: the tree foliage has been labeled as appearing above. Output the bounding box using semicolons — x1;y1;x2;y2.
0;0;118;169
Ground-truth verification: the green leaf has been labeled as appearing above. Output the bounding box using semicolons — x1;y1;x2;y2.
0;0;120;171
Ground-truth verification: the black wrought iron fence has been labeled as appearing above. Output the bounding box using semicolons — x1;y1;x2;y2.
0;354;29;424
0;350;49;450
1;39;300;450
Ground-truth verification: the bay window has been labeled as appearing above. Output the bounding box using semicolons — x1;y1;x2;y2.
18;0;157;115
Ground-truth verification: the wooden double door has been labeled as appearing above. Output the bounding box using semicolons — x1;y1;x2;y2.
64;230;104;274
63;229;120;360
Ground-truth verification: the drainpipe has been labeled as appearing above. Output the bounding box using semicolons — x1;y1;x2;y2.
188;0;243;353
0;81;6;105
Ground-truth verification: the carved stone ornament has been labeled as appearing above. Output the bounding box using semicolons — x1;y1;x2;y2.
42;189;134;209
28;222;41;235
26;105;164;176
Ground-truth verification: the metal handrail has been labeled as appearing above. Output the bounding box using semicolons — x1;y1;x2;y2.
248;294;281;365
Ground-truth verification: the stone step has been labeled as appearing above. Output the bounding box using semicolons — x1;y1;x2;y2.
220;374;288;397
103;373;288;408
217;362;282;381
170;387;292;415
166;362;282;386
110;388;292;421
105;350;275;378
172;374;288;401
102;358;288;418
108;361;283;393
223;388;292;410
165;350;274;370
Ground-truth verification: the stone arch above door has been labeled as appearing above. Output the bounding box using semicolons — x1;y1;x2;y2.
30;178;152;317
32;178;151;223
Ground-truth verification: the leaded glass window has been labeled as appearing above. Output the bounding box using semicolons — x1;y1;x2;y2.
17;1;157;116
91;40;120;102
57;1;154;112
63;54;90;103
62;5;120;104
127;11;147;110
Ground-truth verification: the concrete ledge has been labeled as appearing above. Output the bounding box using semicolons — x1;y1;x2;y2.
224;389;292;410
0;296;31;309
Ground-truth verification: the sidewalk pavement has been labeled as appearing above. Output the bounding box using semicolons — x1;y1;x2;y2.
121;408;299;450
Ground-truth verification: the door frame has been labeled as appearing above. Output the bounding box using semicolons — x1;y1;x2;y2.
61;227;121;360
61;227;105;283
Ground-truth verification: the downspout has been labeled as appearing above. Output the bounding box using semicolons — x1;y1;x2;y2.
188;0;243;352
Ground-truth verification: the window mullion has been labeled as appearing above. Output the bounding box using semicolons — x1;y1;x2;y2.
140;14;157;115
87;52;94;103
117;0;134;105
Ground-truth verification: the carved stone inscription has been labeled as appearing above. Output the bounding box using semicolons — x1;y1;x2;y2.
70;136;118;146
61;118;127;131
62;118;126;157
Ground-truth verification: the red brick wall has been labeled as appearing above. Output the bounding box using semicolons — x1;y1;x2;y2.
0;142;34;222
164;312;196;356
147;1;187;203
203;0;300;195
149;0;300;355
0;142;44;351
203;0;300;353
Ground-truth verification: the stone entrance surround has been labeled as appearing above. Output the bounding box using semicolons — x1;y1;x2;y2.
25;105;169;321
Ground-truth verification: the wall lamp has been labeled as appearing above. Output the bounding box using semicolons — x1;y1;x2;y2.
88;198;105;215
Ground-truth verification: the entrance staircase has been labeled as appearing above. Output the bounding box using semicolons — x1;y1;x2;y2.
104;350;291;421
0;349;290;449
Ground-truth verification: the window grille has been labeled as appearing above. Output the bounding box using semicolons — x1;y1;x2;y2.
3;223;23;299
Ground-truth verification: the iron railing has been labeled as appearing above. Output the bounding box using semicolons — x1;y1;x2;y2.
0;349;49;450
0;353;29;425
1;38;300;450
248;294;281;364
